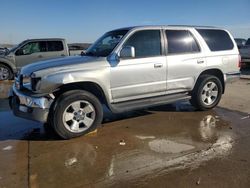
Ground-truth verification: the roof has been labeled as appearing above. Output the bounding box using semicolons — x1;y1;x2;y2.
112;25;218;31
24;38;66;42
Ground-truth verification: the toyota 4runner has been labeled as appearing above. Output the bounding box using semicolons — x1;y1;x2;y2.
9;25;240;139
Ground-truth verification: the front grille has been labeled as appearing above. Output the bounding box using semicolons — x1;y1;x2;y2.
19;75;24;90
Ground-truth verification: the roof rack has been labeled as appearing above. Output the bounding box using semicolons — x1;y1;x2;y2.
168;25;216;28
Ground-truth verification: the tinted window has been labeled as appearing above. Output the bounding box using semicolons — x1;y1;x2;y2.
197;29;234;51
246;38;250;45
165;30;200;54
124;30;161;58
47;41;64;51
39;42;47;52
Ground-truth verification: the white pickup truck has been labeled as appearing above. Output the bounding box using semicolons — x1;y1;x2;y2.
0;38;84;80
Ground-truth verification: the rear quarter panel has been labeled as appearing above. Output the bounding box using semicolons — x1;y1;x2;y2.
196;29;240;75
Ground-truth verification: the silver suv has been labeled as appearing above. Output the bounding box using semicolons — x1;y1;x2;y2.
9;25;240;139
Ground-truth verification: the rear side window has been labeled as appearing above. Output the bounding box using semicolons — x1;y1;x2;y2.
124;30;161;58
197;29;234;51
165;30;200;54
47;41;64;51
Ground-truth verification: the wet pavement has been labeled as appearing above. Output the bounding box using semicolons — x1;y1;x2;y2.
0;96;250;187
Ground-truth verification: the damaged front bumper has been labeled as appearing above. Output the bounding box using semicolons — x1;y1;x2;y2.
9;86;53;123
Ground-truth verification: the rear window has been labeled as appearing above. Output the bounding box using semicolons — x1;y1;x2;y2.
197;29;234;51
165;30;200;54
47;41;64;51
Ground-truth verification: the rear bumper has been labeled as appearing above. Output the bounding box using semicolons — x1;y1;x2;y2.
224;72;240;83
9;86;53;123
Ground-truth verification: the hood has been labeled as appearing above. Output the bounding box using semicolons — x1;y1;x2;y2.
21;56;105;75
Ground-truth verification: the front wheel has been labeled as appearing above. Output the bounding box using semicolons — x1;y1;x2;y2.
51;90;103;139
190;75;223;111
0;64;13;81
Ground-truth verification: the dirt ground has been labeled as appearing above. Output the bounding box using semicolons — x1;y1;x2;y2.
0;78;250;188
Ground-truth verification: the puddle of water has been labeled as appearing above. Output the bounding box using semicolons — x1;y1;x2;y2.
2;145;13;151
136;135;156;140
148;139;195;154
0;99;245;188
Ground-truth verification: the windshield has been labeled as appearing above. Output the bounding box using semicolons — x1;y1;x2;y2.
6;40;28;55
85;30;128;57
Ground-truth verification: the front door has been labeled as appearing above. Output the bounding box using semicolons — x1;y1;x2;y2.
110;30;167;103
15;41;47;69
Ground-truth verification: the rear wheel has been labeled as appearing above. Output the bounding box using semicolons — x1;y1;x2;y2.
0;64;13;81
190;75;223;111
51;90;103;139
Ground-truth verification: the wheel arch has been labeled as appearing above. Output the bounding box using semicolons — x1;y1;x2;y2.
196;68;225;94
0;61;15;79
53;81;109;106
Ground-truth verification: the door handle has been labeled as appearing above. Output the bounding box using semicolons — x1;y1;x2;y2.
38;55;43;58
154;63;163;68
197;60;205;64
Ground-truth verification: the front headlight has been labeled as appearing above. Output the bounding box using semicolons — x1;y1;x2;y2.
22;75;31;85
31;73;41;91
31;77;41;91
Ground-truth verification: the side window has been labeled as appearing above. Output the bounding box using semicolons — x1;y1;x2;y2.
165;30;200;54
123;30;161;58
47;41;64;51
21;42;39;55
197;29;234;51
39;41;47;52
17;41;46;55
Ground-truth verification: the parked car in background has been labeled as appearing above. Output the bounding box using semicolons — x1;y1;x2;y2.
0;38;84;80
239;38;250;67
234;38;246;48
9;25;240;139
0;47;8;55
68;43;91;56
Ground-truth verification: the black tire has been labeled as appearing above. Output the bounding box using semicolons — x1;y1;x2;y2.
51;90;103;139
190;75;223;111
0;63;13;80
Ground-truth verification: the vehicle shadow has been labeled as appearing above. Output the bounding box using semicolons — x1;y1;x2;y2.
0;101;197;141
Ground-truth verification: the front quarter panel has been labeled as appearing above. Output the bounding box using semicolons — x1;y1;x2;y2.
34;62;112;103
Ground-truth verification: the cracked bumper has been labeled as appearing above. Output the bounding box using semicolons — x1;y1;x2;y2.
9;86;53;123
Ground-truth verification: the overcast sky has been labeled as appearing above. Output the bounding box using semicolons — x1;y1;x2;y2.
0;0;249;44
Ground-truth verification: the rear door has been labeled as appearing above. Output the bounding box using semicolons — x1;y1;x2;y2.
110;29;167;102
44;40;68;59
165;29;206;93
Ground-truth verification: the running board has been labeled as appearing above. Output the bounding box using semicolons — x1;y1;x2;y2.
109;93;191;113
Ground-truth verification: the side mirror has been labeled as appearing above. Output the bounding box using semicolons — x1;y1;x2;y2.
120;46;135;58
15;49;24;56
